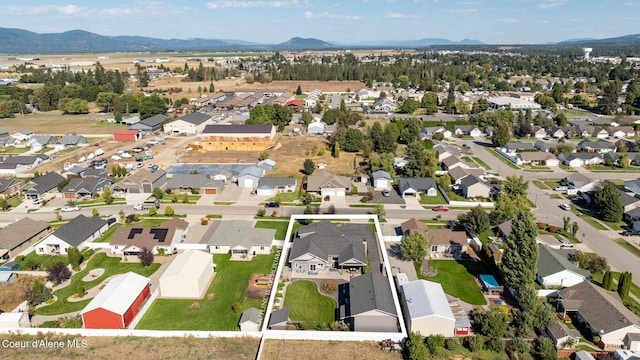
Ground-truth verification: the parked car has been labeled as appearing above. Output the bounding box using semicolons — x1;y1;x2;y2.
622;229;640;236
136;162;144;168
60;205;80;212
559;239;573;247
265;202;280;208
433;205;449;212
32;197;44;205
554;186;568;191
382;190;390;197
560;203;571;211
111;155;122;161
120;152;132;158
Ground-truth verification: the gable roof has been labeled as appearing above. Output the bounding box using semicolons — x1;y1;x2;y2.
398;177;437;194
125;168;166;185
140;114;168;127
349;272;397;317
207;220;274;249
289;221;369;266
558;281;640;334
427;228;468;247
306;171;351;191
402;280;455;321
0;217;50;251
166;174;221;189
26;172;65;193
51;215;107;246
268;307;290;327
161;250;212;281
400;218;429;235
238;166;264;179
239;307;261;325
257;177;296;189
565;173;594;188
372;170;392;181
0;178;22;192
460;174;488;188
81;272;149;316
177;112;211;125
537;244;590;278
62;177;108;194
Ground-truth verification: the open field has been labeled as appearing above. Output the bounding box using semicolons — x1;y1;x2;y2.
0;275;45;312
261;339;402;360
0;334;260;360
0;112;121;134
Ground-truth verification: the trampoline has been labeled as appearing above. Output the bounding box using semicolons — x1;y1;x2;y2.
479;274;503;294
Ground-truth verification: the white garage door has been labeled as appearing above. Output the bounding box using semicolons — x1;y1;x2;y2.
241;178;254;188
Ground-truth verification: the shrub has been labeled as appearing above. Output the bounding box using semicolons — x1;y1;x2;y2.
232;302;241;314
257;208;266;217
137;247;154;266
536;222;546;229
466;335;485;352
548;225;558;233
164;206;175;216
47;262;71;284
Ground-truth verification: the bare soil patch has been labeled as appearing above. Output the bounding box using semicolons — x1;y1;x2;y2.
1;112;120;135
245;273;272;299
320;280;338;295
0;275;44;312
0;334;260;360
261;339;402;360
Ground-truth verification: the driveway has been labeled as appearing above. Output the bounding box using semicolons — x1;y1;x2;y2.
373;188;404;205
385;242;418;281
214;183;242;202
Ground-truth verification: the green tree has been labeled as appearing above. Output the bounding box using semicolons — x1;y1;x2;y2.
165;206;175;216
374;204;386;220
602;270;614;291
491;119;511;147
619;153;630;168
401;231;428;262
470;308;510;338
67;247;82;269
139;95;168;119
181;193;189;204
501;207;538;308
295;85;302;95
464;205;490;234
152;187;164;200
101;187;114;205
618;271;633;299
536;337;558;360
148;207;157;216
421;92;439;114
369;152;395;175
570;221;579;236
301;111;313;127
0;198;9;211
425;334;445;356
490;192;529;225
91;207;99;217
563;216;571;232
592;182;623;222
403;141;437;177
302;158;315;175
400;98;419;114
502;175;528;198
343;128;363;152
332;142;340;158
406;332;428;360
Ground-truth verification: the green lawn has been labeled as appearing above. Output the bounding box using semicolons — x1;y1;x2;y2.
255;220;289;240
284;280;336;327
267;192;302;203
472;157;491;170
415;260;488;305
136;251;277;330
613;238;640;258
4;196;23;210
570;208;609;231
213;201;235;205
16;251;70;270
35;252;160;315
477;229;495;245
161;195;201;204
486;148;519;169
419;192;447;205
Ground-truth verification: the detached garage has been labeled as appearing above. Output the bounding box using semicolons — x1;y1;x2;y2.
0;312;31;328
81;272;150;329
113;130;141;142
159;250;215;299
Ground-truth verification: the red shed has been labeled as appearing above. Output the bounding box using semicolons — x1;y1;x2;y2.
81;272;150;329
285;99;303;112
113;130;141;141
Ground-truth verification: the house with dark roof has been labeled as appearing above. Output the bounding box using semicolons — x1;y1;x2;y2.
54;134;86;150
109;218;188;257
536;244;590;288
460;175;492;198
22;171;65;199
128;114;169;133
577;139;617;153
306;171;351;197
207;220;275;260
62;177;111;199
166;174;225;195
35;215;108;255
26;135;57;150
398;177;438;198
256;177;296;196
546;321;581;349
502;141;536;154
267;307;290;330
164;112;213;135
112;168;166;195
604;152;640;167
448;166;485;185
0;178;24;199
372;170;392;190
340;272;398;332
289;221;368;274
0;218;51;259
558;281;640;349
427;228;469;258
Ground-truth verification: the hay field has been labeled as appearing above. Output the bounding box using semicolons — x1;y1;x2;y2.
261;339;402;360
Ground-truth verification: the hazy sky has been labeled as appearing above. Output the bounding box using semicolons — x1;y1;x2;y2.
1;0;638;44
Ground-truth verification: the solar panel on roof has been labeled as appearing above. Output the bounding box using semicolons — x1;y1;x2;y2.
149;228;169;242
128;228;143;239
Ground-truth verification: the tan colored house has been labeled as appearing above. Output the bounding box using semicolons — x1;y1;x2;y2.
0;178;24;200
110;218;188;257
197;124;277;151
0;218;51;259
427;228;468;258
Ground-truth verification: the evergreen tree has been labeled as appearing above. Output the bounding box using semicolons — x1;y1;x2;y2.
332;142;340;158
593;182;623;222
618;271;632;299
464;205;490;234
602;270;614;291
302;158;316;175
491;119;512;147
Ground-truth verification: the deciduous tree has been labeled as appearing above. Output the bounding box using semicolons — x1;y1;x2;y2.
401;231;428;262
47;262;72;285
138;247;154;266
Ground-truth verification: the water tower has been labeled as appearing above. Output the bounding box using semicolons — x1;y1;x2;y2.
582;47;593;61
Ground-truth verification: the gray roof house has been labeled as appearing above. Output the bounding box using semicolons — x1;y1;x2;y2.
0;218;51;259
372;170;393;190
238;307;261;331
341;272;398;332
546;321;581;349
625;177;640;196
398;177;438;198
237;166;264;188
112;168;167;194
35;215;108;254
207;220;274;260
62;177;111;199
165;112;213;135
268;307;290;330
306;171;351;197
257;159;276;171
460;175;492;198
0;178;24;200
536;244;590;288
22;171;65;198
166;174;225;195
54;134;87;150
256;177;297;196
128;114;168;133
289;221;368;274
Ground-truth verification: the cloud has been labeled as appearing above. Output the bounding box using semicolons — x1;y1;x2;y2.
497;17;519;23
1;4;88;16
384;12;419;19
446;8;479;14
206;0;299;9
304;11;363;20
537;0;566;9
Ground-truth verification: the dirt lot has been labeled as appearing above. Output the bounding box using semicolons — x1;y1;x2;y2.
0;275;45;312
0;113;119;135
261;339;402;360
0;335;260;360
179;135;357;178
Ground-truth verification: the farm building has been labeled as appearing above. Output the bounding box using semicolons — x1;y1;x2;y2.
113;130;141;141
400;280;455;337
81;272;151;329
197;124;277;151
159;250;215;299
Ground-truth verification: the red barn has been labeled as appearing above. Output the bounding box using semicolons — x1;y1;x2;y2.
113;130;141;141
81;272;150;329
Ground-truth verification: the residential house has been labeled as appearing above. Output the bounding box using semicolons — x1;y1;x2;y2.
307;121;326;135
288;221;369;274
558;281;640;350
533;127;548;139
619;189;640;213
432;142;461;161
577;125;608;139
537;244;590;288
370;97;396;113
453;125;482;137
164;112;213;135
546;321;581;349
10;129;34;142
422;127;452;140
0;159;33;175
516;152;560;166
496;220;512;239
605;153;640;167
128;114;168;133
400;218;429;238
257;159;276;171
460;175;492;198
341;272;398;332
427;228;468;258
237;166;264;188
26;135;56;150
564;173;601;193
22;171;65;199
238;307;261;332
110;218;189;257
549;126;569;139
441;156;474;171
166;174;224;195
372;170;393;190
35;215;108;254
502;141;536;154
393;157;407;170
306;171;351;197
398;177;438;198
578;139;617;153
625;177;640;197
62;177;111;199
609;126;636;139
256;177;297;196
0;218;51;259
0;178;24;199
54;134;86;150
448;167;485;185
558;152;604;167
112;129;141;142
534;141;558;153
400;280;455;337
611;115;640;126
112;168;166;195
212;170;234;184
207;220;275;260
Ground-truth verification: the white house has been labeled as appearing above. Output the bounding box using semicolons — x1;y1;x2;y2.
372;170;393;190
256;177;296;196
239;307;261;332
307;121;325;135
159;250;215;299
0;312;31;328
400;280;455;337
536;244;590;288
164;112;213;135
35;215;108;255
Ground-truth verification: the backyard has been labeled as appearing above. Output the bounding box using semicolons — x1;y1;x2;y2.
254;221;303;241
283;280;337;328
35;252;160;316
415;259;489;305
136;250;278;330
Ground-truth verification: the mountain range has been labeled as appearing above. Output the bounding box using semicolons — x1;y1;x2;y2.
0;27;639;53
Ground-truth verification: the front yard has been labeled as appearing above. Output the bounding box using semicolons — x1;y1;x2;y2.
415;259;488;305
419;192;447;205
283;280;337;328
136;250;278;330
